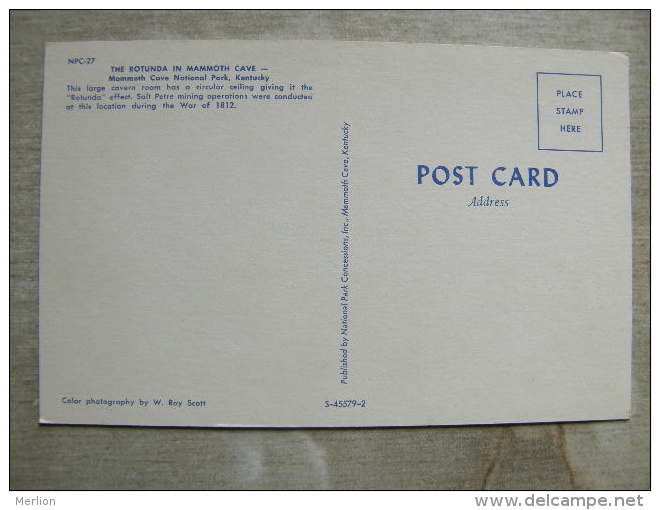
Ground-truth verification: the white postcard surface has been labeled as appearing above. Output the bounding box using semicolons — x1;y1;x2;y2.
39;41;631;427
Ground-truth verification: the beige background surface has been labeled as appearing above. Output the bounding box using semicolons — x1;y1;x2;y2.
10;9;650;490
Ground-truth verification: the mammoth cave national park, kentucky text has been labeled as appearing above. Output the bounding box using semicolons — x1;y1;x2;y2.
416;164;560;208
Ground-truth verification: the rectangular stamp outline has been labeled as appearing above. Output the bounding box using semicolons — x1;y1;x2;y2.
536;72;603;153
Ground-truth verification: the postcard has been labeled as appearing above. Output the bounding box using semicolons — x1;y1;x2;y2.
39;41;631;427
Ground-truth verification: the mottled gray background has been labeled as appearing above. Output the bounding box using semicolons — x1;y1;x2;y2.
10;10;649;490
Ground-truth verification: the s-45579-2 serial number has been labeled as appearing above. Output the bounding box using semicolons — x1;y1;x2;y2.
324;400;367;408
